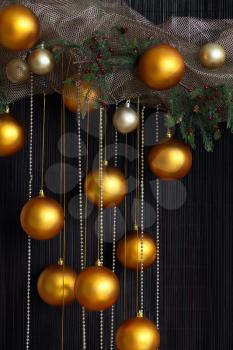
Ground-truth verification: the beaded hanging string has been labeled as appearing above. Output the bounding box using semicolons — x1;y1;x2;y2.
123;133;128;320
155;104;160;330
110;105;118;350
98;106;104;350
76;79;87;350
26;72;34;350
139;106;145;316
135;97;140;314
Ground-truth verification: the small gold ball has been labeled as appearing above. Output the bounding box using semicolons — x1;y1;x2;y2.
85;166;128;208
116;316;160;350
117;230;156;270
0;4;40;51
20;195;64;240
75;265;120;311
0;113;25;156
37;264;77;306
6;58;30;84
27;48;55;75
199;43;226;69
148;138;192;180
138;44;185;91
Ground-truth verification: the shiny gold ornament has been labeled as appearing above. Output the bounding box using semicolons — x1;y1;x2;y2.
27;47;55;75
199;43;226;69
113;100;139;134
20;190;64;240
37;261;77;306
6;58;30;84
116;316;160;350
62;82;99;113
85;166;127;208
138;44;185;90
75;264;120;311
0;4;40;51
148;138;192;180
117;230;156;270
0;110;25;156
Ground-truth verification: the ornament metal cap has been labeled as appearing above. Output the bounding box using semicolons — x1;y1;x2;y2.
39;189;45;197
104;160;108;166
58;257;64;266
137;310;144;318
166;128;172;139
133;224;139;231
5;105;10;114
96;259;103;267
125;99;131;108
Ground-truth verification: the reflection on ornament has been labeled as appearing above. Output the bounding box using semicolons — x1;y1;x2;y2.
20;190;64;240
113;100;139;134
199;43;226;69
62;82;99;113
37;260;77;306
148;138;192;180
138;44;185;90
0;4;40;51
27;46;55;75
6;58;30;84
85;166;127;208
116;315;160;350
75;263;120;311
0;109;25;156
117;230;156;270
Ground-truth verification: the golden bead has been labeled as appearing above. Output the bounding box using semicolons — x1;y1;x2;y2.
0;112;25;156
37;264;77;306
20;194;64;240
0;4;40;51
148;138;192;180
117;230;156;270
85;166;127;208
138;44;185;90
75;265;120;311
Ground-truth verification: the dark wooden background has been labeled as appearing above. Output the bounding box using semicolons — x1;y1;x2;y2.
0;1;232;349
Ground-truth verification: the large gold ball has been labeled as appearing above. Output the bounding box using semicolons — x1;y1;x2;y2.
27;48;55;75
116;316;160;350
37;263;77;306
138;44;185;90
148;138;192;180
20;193;64;240
6;58;30;84
0;113;25;156
75;265;120;311
0;4;40;51
85;166;128;208
62;82;99;113
199;43;226;69
117;231;156;270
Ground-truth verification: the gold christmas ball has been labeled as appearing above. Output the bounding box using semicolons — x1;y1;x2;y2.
85;166;128;208
75;264;120;311
138;44;185;90
113;101;139;134
148;138;192;180
20;191;64;240
62;82;99;113
37;262;77;306
27;47;55;75
199;43;226;69
117;230;156;270
116;316;160;350
6;58;30;84
0;4;40;51
0;112;25;156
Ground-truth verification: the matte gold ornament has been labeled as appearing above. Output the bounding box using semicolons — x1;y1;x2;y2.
27;46;55;75
199;42;226;69
116;315;160;350
6;58;30;84
117;230;156;270
148;138;192;180
75;263;120;311
113;100;139;134
85;165;128;208
0;109;25;156
62;82;99;113
37;260;77;306
20;190;64;240
138;44;185;90
0;4;40;51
